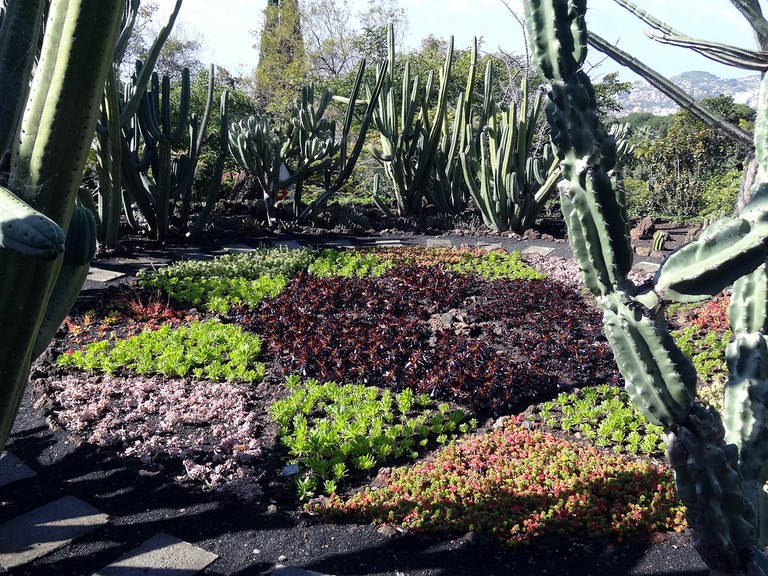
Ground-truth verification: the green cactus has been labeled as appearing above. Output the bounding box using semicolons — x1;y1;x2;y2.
460;66;562;233
229;60;386;227
524;0;768;572
90;0;183;248
429;37;479;215
369;24;453;216
190;88;229;236
121;63;217;240
0;0;123;452
652;230;667;252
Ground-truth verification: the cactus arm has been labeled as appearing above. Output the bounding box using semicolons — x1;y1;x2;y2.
601;292;697;427
0;0;44;155
729;0;768;47
120;135;158;234
586;32;753;148
607;0;768;69
653;211;768;304
195;64;216;158
94;67;124;246
113;0;140;63
0;184;65;260
191;90;229;236
31;207;97;360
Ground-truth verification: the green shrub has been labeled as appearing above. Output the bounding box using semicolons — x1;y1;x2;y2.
623;177;653;217
58;319;265;382
699;169;740;220
269;376;476;500
308;248;394;278
449;250;546;280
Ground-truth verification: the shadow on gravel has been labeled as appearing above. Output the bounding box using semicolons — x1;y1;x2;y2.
291;529;710;576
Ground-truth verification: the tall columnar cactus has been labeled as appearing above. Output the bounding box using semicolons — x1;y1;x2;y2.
0;0;124;451
524;0;768;573
122;63;216;240
190;89;229;236
429;37;479;215
90;0;183;248
460;66;562;233
370;24;453;216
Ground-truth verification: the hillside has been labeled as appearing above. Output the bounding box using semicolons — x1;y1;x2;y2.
616;70;761;115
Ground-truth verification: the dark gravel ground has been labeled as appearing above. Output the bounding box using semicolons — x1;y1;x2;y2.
3;227;713;576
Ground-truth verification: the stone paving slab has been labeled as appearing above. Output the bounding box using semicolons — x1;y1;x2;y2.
0;453;36;488
314;238;352;247
521;245;556;257
174;251;215;262
221;243;257;253
87;268;127;283
477;243;504;251
425;238;452;247
93;532;217;576
0;496;108;570
271;566;332;576
634;261;661;272
372;239;405;246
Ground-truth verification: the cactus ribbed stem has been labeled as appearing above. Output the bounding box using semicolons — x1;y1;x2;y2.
524;0;768;572
0;0;124;451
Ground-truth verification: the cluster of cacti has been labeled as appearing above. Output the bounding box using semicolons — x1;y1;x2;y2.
370;24;454;217
523;0;768;573
121;63;226;240
364;26;575;232
460;65;562;233
88;0;183;248
430;38;479;215
229;59;385;227
0;0;124;451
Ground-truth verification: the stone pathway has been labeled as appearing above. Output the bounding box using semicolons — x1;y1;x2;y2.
0;456;219;574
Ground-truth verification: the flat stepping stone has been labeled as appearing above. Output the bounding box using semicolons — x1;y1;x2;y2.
477;243;504;252
634;261;661;272
272;566;332;576
87;267;127;283
0;496;108;570
0;453;36;488
175;251;214;261
521;246;555;257
373;239;405;247
319;238;352;247
222;243;257;253
425;238;452;247
93;532;217;576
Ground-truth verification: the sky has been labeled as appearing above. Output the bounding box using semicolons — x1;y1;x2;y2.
153;0;761;82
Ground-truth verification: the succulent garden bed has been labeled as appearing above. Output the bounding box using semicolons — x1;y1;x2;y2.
30;245;727;550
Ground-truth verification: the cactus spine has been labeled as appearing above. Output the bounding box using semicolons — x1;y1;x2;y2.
0;0;124;451
524;0;768;573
